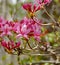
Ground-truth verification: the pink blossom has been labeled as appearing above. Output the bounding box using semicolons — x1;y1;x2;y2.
22;3;41;13
13;17;41;41
0;17;14;37
22;0;52;13
35;0;52;5
44;0;52;4
1;40;20;50
35;0;42;4
22;3;32;12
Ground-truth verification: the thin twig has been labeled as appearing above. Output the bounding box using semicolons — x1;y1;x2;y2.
26;61;60;64
41;23;53;26
27;41;33;50
43;7;57;23
27;40;37;50
23;53;50;56
17;55;20;65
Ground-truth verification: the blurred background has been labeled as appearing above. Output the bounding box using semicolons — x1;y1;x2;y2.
0;0;60;65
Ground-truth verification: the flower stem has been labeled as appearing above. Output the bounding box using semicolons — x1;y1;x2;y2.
27;41;33;50
17;55;21;65
43;7;57;23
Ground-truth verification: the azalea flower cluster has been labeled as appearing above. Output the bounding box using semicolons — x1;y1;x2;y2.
0;16;42;53
23;0;52;14
13;17;42;41
0;17;14;37
0;17;20;53
0;0;52;54
1;40;20;54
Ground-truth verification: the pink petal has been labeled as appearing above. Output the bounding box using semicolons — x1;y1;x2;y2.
22;3;32;11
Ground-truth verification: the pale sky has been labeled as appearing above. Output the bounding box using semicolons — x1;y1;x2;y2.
12;0;25;4
12;0;17;4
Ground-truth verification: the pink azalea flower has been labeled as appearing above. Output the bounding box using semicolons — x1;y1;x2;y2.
1;40;20;51
35;0;52;5
13;17;41;41
0;24;12;36
0;17;7;24
0;17;13;37
22;3;41;13
22;0;52;13
44;0;52;4
35;0;42;4
22;3;32;12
